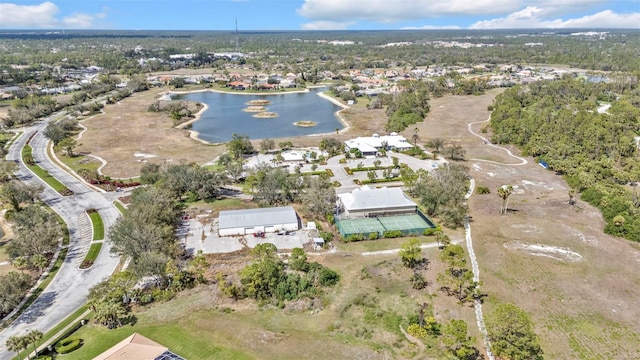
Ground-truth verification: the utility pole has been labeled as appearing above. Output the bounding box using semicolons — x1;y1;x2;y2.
235;18;239;53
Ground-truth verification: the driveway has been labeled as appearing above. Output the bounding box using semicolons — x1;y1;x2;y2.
181;217;310;255
0;114;120;359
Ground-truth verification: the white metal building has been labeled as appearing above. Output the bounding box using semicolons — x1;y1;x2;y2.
218;206;299;236
337;185;417;218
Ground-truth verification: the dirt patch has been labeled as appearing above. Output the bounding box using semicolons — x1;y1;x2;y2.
503;241;583;262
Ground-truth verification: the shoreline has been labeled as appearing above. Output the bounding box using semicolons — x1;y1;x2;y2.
315;91;351;136
167;85;352;142
174;102;216;145
168;87;311;96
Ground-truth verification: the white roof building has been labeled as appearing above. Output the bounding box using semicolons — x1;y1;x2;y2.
337;185;417;218
218;206;299;236
345;133;413;156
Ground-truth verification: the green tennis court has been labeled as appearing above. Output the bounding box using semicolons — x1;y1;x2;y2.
336;212;435;237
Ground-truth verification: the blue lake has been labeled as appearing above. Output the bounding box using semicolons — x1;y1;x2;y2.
176;87;344;143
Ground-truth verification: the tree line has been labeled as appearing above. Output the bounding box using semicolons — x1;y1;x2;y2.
490;77;640;241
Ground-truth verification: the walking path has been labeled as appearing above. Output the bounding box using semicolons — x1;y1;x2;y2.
462;115;535;360
467;118;528;166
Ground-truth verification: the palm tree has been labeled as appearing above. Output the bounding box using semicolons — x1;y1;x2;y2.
31;254;49;273
498;185;514;215
412;127;420;145
26;330;43;359
6;335;27;358
568;188;576;206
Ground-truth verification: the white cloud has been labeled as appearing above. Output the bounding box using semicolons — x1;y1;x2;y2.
0;2;105;29
470;7;640;29
0;2;59;28
297;0;519;23
301;20;355;30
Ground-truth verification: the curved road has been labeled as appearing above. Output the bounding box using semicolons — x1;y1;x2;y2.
0;114;121;359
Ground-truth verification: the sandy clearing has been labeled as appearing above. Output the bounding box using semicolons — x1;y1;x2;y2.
503;241;583;262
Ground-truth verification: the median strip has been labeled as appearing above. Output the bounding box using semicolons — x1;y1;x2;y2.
22;145;74;196
79;209;104;269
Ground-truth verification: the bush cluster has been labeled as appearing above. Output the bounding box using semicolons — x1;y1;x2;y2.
55;338;83;354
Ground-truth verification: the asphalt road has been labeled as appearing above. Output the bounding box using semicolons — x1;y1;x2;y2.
0;113;121;358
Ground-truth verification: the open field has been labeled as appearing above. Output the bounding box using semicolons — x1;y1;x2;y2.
421;90;640;358
76;87;226;178
57;246;479;360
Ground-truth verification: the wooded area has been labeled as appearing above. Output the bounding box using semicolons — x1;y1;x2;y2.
490;77;640;241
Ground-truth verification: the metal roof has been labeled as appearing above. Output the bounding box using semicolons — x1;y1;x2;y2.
338;186;416;211
219;206;298;229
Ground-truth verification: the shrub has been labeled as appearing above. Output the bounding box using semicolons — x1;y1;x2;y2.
326;214;335;224
339;158;346;164
318;268;340;286
325;168;334;177
345;234;364;242
407;324;427;339
320;231;333;243
383;230;403;238
410;272;427;290
422;225;441;236
55;337;83;354
476;186;491;194
368;232;379;240
344;167;353;175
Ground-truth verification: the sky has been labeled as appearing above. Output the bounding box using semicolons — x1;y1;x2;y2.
0;0;639;30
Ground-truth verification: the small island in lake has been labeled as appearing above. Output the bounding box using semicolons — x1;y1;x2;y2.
293;120;317;127
247;99;272;106
253;111;278;118
243;106;267;112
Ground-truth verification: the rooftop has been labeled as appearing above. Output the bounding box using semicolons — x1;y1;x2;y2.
338;186;416;211
93;333;184;360
219;206;298;229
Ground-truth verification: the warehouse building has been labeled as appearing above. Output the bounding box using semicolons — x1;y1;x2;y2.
218;206;300;236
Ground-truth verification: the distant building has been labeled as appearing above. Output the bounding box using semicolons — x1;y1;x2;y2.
337;185;417;218
218;206;299;236
344;133;413;157
94;333;184;360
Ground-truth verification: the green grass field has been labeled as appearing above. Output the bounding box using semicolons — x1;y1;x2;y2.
79;243;102;269
87;210;104;240
22;145;70;194
113;201;126;214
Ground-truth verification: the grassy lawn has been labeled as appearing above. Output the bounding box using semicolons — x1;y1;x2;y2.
57;248;471;359
113;201;126;214
22;145;70;194
87;210;104;240
53;150;101;176
337;236;436;253
79;243;102;269
57;319;252;360
11;306;89;360
187;198;257;217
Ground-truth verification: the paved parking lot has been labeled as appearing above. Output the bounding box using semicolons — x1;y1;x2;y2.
180;217;310;255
